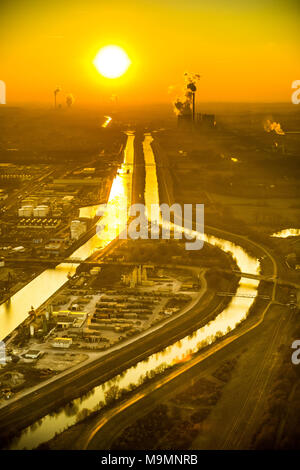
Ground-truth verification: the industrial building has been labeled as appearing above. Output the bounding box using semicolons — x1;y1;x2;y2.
44;241;65;256
177;113;193;129
18;203;50;218
53;310;87;329
24;350;42;360
51;337;73;349
121;265;152;288
196;113;216;128
53;178;103;186
33;205;50;217
177;112;216;130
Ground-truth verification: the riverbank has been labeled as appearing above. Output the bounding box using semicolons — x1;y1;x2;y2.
0;131;262;449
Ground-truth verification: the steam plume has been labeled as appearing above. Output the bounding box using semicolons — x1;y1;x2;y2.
174;72;200;115
264;119;285;135
66;93;74;107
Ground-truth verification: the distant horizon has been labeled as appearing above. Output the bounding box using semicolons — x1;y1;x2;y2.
1;1;299;105
0;100;298;109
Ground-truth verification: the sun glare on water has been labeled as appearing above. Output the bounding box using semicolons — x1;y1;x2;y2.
93;45;131;79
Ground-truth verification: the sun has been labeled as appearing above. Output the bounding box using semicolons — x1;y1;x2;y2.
93;45;131;79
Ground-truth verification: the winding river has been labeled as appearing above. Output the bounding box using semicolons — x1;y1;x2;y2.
5;132;260;449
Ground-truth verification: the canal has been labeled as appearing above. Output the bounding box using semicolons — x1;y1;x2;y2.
0;132;134;342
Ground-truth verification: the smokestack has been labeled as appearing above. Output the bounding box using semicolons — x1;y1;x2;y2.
186;76;198;123
174;73;200;128
54;87;61;109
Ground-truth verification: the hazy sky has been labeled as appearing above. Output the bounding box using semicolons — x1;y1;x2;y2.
1;0;299;106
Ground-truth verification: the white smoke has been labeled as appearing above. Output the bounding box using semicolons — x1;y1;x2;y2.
264;119;285;135
173;72;201;115
66;93;75;107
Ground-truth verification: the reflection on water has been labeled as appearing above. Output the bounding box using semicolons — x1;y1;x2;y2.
70;131;134;261
271;228;300;238
8;133;260;449
0;133;134;342
0;263;78;343
102;116;112;128
144;134;160;222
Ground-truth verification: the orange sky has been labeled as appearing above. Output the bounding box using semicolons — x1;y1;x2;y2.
1;0;299;106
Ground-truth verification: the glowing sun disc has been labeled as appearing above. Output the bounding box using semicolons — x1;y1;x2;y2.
93;45;131;79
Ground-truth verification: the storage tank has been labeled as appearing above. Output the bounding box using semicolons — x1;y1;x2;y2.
39;205;50;217
33;205;49;217
21;205;34;217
